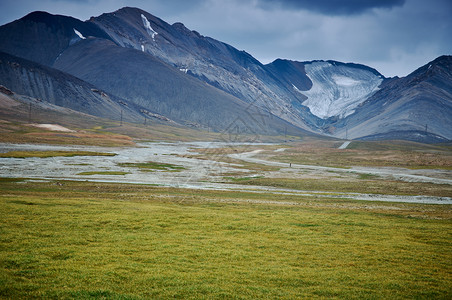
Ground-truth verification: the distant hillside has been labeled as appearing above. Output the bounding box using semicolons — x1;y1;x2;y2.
0;51;141;122
0;11;112;66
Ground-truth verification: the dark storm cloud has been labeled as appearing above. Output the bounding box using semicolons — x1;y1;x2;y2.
258;0;406;15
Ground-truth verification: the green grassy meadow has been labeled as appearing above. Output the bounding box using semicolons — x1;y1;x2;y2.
1;179;451;299
223;177;452;198
268;140;452;170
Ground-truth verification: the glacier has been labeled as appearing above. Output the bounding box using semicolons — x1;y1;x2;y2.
301;61;383;119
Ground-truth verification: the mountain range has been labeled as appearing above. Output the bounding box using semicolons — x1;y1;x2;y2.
0;7;450;142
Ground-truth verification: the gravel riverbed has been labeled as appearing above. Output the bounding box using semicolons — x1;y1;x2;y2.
1;142;451;204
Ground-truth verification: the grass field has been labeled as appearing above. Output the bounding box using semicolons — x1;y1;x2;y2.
223;177;452;198
269;140;452;170
1;93;451;298
1;179;451;299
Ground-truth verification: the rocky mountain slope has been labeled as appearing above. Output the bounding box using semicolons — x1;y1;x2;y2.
52;37;302;135
0;51;140;122
329;55;452;142
89;7;315;131
0;10;304;137
0;7;450;142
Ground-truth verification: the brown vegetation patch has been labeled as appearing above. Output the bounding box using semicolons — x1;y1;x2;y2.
272;141;452;169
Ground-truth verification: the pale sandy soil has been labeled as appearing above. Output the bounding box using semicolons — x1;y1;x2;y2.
29;123;76;132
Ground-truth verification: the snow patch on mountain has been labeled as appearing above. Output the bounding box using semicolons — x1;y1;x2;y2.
73;28;85;39
333;75;359;86
141;14;158;41
302;62;382;119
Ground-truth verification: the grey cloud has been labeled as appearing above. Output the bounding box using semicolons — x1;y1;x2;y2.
258;0;406;15
0;0;450;77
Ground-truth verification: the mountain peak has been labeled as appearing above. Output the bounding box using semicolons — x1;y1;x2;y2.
429;55;452;72
22;10;53;20
0;10;111;66
93;7;161;26
114;6;148;15
408;55;452;80
19;10;81;27
433;55;452;63
107;6;162;22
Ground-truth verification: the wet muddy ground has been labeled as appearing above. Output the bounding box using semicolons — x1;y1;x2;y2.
0;142;451;204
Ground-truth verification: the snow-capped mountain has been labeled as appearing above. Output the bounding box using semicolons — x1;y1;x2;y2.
0;7;450;142
300;61;383;119
329;55;452;142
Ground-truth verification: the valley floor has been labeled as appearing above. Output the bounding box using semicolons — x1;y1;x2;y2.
0;142;450;204
0;178;451;299
0;140;451;298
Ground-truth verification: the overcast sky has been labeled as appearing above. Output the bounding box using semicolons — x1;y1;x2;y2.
1;0;451;77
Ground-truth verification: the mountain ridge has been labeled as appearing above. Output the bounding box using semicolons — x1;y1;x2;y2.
0;50;140;122
0;10;307;137
327;55;452;142
0;7;450;142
